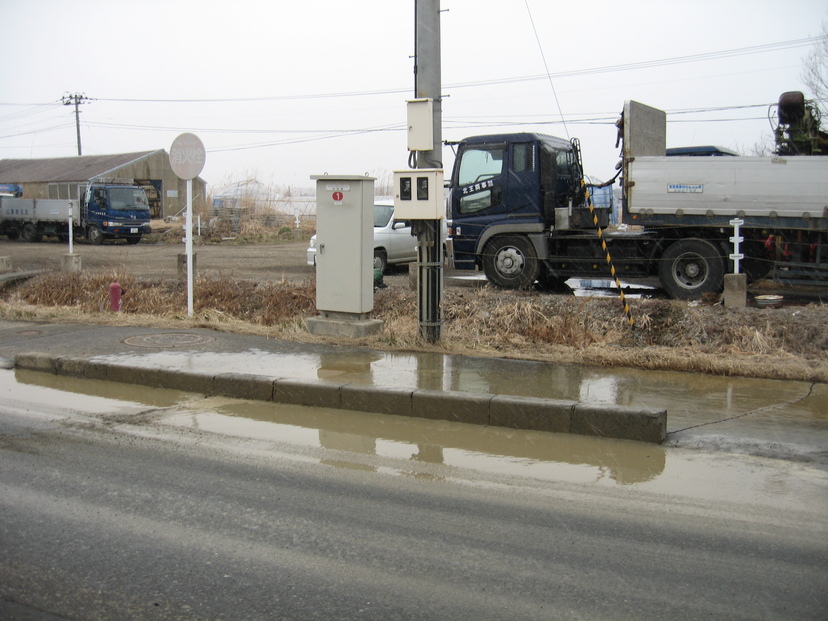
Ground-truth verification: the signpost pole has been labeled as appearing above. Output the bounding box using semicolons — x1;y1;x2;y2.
168;133;205;318
186;178;194;316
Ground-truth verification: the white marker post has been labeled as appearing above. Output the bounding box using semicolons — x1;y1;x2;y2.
169;133;206;316
729;218;744;274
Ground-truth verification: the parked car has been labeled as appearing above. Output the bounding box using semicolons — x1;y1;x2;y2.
307;203;417;272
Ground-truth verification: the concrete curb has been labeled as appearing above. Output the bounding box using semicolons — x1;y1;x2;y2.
13;353;667;444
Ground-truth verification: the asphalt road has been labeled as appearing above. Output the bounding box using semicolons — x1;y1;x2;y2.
2;374;826;620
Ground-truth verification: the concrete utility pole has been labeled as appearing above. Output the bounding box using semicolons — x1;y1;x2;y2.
62;92;90;156
413;0;443;343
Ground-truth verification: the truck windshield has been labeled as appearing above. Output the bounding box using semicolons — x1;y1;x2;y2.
457;146;504;187
456;145;505;214
108;187;149;211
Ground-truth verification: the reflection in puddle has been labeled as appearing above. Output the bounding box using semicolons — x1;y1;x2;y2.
166;398;667;485
90;348;820;424
13;368;194;408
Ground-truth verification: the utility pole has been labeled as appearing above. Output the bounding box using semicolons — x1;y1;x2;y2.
412;0;443;343
62;92;90;156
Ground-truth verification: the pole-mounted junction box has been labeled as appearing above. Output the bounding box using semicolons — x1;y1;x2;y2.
393;169;444;220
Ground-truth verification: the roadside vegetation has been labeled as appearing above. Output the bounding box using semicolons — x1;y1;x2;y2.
1;270;826;383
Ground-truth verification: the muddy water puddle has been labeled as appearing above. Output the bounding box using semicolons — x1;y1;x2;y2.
91;347;826;432
14;368;828;511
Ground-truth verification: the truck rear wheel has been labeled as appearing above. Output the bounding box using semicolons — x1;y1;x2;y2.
21;223;41;243
482;235;540;289
658;238;724;299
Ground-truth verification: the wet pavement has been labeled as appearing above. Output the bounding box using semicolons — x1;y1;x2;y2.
0;319;825;464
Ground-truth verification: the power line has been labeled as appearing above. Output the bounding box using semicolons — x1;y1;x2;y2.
25;36;818;107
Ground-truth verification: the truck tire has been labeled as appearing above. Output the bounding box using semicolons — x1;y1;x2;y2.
21;223;41;243
125;235;141;245
658;238;724;299
87;226;104;246
482;235;540;289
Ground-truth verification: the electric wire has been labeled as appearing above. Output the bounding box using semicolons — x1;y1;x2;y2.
523;0;568;139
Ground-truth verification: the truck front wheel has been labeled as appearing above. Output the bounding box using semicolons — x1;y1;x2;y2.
482;235;540;289
658;238;724;299
87;226;104;245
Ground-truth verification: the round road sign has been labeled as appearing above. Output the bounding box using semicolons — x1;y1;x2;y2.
169;133;206;180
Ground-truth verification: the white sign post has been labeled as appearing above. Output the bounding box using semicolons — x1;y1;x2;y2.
169;133;206;317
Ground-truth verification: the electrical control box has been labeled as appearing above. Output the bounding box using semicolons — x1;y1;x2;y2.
406;98;434;151
393;169;444;220
311;174;375;315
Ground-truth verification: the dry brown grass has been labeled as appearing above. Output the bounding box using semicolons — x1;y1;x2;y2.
2;272;826;382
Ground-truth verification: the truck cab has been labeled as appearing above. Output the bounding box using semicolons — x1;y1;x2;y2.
448;133;592;287
83;183;152;245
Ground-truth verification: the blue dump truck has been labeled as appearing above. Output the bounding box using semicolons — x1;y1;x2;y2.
446;95;828;299
0;182;151;245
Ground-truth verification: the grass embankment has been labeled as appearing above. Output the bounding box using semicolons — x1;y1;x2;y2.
1;271;826;383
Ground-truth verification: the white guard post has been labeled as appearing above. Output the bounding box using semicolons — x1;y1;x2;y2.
729;218;744;274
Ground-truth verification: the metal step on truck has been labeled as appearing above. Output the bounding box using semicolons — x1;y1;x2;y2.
0;181;152;245
446;92;828;299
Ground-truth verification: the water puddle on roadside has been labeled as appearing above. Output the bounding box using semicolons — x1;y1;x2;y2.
91;348;824;431
13;366;828;511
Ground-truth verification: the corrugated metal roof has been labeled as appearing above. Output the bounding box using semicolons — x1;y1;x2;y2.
0;151;162;183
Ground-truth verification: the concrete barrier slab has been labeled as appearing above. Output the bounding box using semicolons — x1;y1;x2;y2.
490;395;574;433
341;384;413;416
572;404;667;444
412;389;491;425
273;378;343;409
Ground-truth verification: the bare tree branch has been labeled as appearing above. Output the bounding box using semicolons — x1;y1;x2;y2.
802;21;828;115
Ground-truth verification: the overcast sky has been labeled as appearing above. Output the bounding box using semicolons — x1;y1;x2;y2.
1;0;826;191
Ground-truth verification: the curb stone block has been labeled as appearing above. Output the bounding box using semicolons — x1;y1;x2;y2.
104;364;175;389
572;404;666;444
272;378;343;409
14;352;58;373
152;369;214;395
489;395;574;433
412;389;491;425
213;373;276;402
58;357;109;381
340;384;414;416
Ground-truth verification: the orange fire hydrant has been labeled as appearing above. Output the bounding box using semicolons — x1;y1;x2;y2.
109;280;123;312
